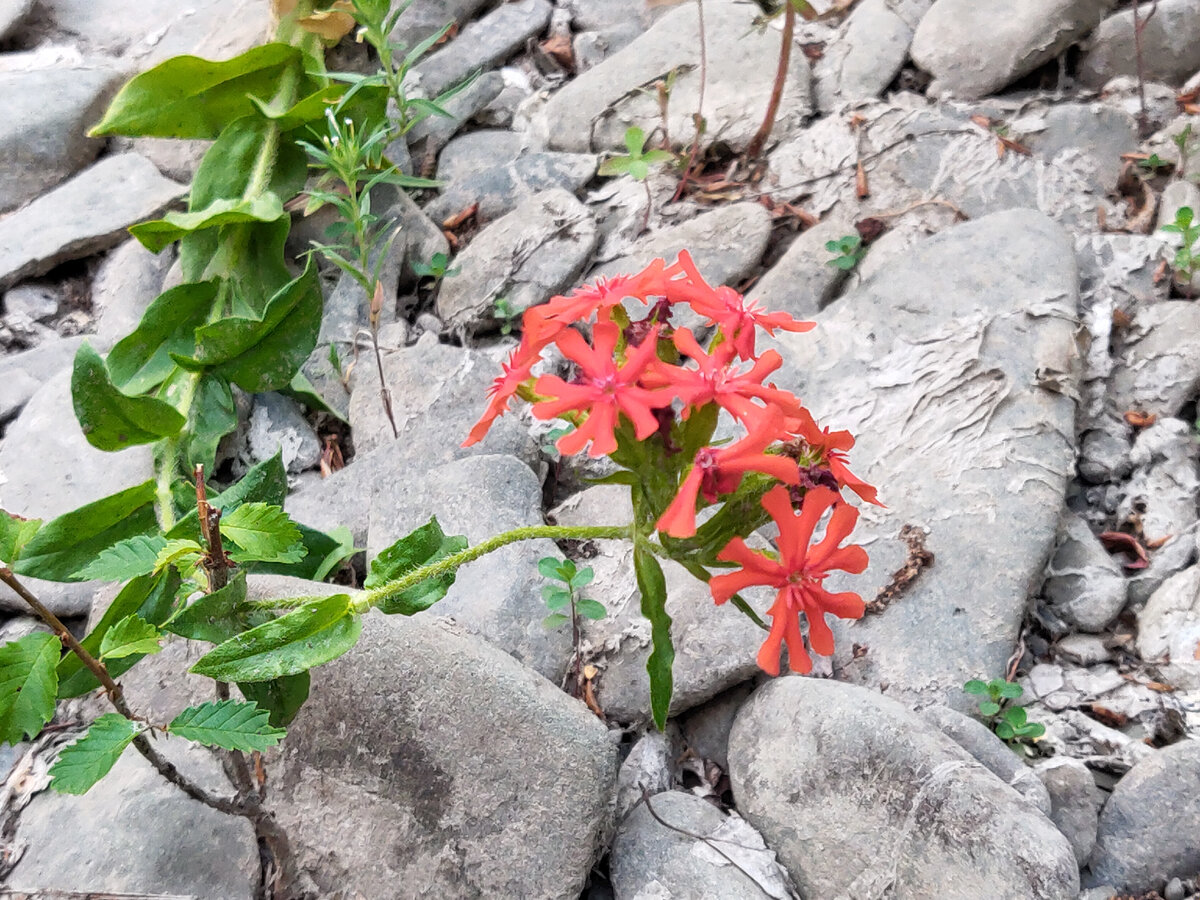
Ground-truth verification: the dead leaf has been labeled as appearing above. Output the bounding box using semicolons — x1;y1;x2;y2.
272;0;298;15
855;160;869;198
969;114;995;130
320;435;345;479
996;135;1032;158
800;42;825;62
541;32;574;70
581;665;604;718
298;2;356;41
1123;410;1157;428
1088;704;1128;728
855;216;886;243
442;203;478;230
1098;531;1150;570
1145;534;1172;550
1193;640;1200;661
1153;258;1170;284
1112;307;1133;329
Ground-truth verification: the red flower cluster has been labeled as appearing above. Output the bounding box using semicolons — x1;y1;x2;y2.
464;252;880;675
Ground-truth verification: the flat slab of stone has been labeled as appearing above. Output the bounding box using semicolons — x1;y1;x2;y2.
541;0;812;152
0;153;185;290
1079;0;1200;88
764;209;1080;710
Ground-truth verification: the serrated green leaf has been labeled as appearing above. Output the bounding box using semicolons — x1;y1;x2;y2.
154;539;204;574
168;699;286;751
576;598;607;620
49;714;143;794
165;571;251;644
98;615;163;660
542;613;569;629
131;194;287;254
190;594;361;681
71;342;185;451
365;517;467;615
167;454;288;543
90;44;306;139
15;481;158;583
635;543;673;730
72;535;168;582
105;281;219;394
0;510;41;565
0;633;61;744
219;503;304;564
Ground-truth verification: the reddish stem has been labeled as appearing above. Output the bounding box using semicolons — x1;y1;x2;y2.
745;2;796;161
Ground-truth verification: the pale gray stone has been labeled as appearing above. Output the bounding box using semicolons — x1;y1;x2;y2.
730;678;1079;899
90;239;173;351
389;0;493;53
1036;757;1101;866
412;0;553;97
0;0;33;39
406;71;505;172
435;189;597;332
4;284;59;322
1156;180;1200;293
1041;512;1129;632
541;0;812;153
766;210;1080;711
1089;740;1200;893
0;335;82;422
115;135;211;182
751;212;856;319
614;728;678;822
367;453;570;682
1022;103;1139;194
911;0;1116;99
564;0;654;32
0;154;185;290
1137;562;1200;691
268;613;617;899
0;56;124;211
573;23;644;71
247;393;321;475
1080;0;1200;88
612;791;790;900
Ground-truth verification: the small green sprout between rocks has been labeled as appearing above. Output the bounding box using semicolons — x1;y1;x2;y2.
411;251;460;282
964;677;1046;755
1161;205;1199;296
826;234;866;271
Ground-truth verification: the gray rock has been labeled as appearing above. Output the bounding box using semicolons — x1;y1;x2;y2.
4;284;59;322
541;0;813;153
679;682;755;773
553;486;772;723
751;213;856;319
0;0;33;39
406;71;505;172
1022;103;1139;194
614;727;678;821
424;134;597;225
921;704;1052;815
1055;633;1114;666
1137;562;1200;690
1041;512;1129;632
911;0;1115;99
765;210;1080;711
368;453;570;682
0;335;83;423
0;154;185;290
349;331;539;462
1089;740;1200;892
564;0;654;32
1036;757;1101;866
0;56;126;212
729;678;1080;899
435;189;597;332
1080;0;1200;88
573;23;645;71
90;238;173;351
389;0;494;59
0;615;51;642
1079;428;1132;484
412;0;553;97
815;0;934;112
268;613;617;899
612;791;790;900
247;393;321;475
7;744;258;898
114;136;212;182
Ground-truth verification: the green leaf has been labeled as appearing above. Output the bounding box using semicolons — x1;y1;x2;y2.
238;672;309;727
168;699;286;751
167;454;288;543
0;633;61;744
365;517;468;615
190;594;361;682
538;557;566;581
249;522;356;582
597;157;633;177
90;44;306;139
106;281;219;394
98;615;163;660
15;481;158;583
979;701;1001;717
994;721;1015;741
542;585;570;611
576;598;607;620
963;679;988;695
154;539;204;574
570;567;595;591
998;681;1024;700
641;150;675;166
542;613;569;629
178;259;322;392
166;571;251;644
0;510;41;565
130;194;287;254
71;343;185;451
72;535;168;582
220;503;304;564
1002;706;1027;728
181;374;238;474
634;543;673;730
624;126;646;156
1020;722;1045;739
49;714;143;794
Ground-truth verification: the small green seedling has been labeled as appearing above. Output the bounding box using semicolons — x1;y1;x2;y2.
826;234;866;271
539;556;605;629
1161;206;1199;294
1137;153;1172;173
541;425;572;462
964;678;1045;755
598;126;675;181
1172;123;1196;178
411;251;460;281
492;296;520;335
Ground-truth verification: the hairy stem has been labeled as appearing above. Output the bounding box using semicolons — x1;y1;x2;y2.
745;0;795;161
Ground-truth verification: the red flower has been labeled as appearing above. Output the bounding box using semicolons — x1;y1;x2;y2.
667;251;814;358
657;408;800;538
787;409;882;507
526;258;672;333
531;322;668;457
646;328;804;425
709;486;867;675
462;347;536;447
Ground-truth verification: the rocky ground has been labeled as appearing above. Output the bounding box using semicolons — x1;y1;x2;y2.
1;0;1199;897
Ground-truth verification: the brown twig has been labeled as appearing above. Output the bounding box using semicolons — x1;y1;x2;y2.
1131;0;1159;138
864;524;933;614
744;0;795;161
195;465;231;593
672;0;708;202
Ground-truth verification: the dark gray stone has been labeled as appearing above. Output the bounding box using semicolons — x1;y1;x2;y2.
389;0;493;59
1080;0;1200;88
751;212;856;319
0;0;33;39
679;682;755;772
1041;512;1129;633
406;71;504;172
0;154;185;290
1036;757;1101;866
729;678;1080;899
1023;103;1139;194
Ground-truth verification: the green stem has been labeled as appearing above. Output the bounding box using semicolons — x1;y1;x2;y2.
358;524;633;613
